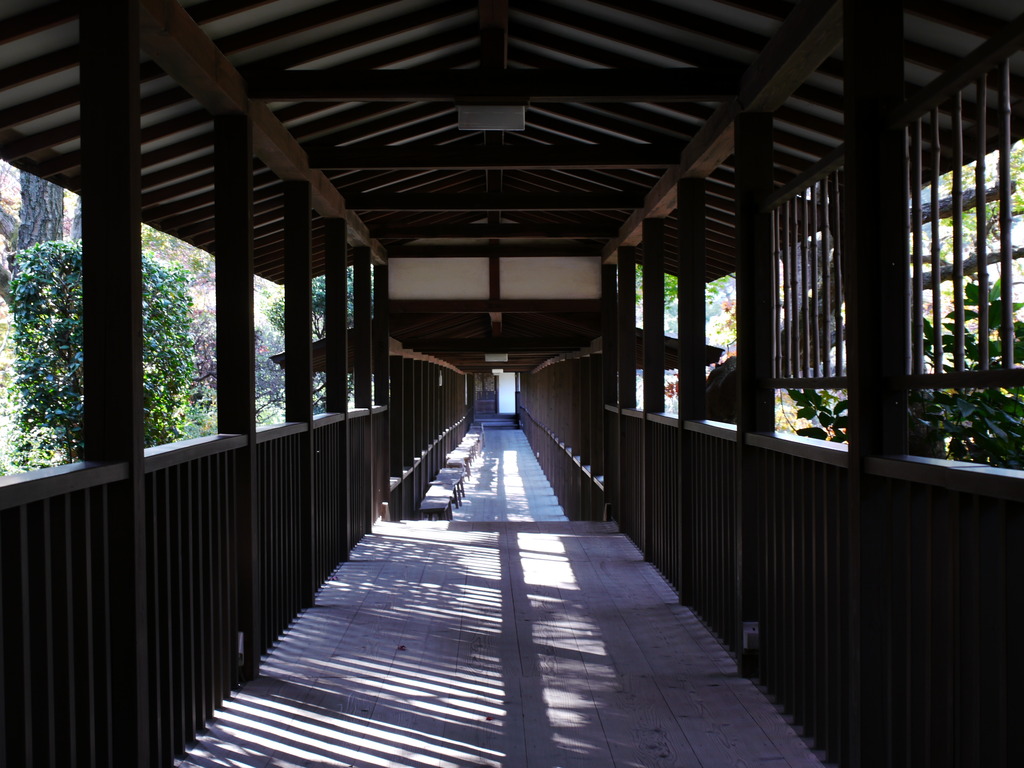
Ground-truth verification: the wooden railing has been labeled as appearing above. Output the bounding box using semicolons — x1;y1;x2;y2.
0;399;401;766
519;406;604;521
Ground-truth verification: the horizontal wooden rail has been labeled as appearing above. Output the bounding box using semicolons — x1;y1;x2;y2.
255;421;309;443
746;431;849;468
0;459;129;510
143;433;248;472
683;419;738;440
866;454;1024;502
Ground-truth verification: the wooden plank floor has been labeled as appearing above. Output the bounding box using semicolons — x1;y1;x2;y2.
178;429;826;768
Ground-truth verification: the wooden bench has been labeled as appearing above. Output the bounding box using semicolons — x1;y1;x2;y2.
418;485;454;521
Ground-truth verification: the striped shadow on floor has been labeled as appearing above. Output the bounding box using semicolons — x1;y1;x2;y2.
178;430;825;768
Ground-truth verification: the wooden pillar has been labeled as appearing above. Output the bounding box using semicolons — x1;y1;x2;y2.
79;2;148;764
643;218;666;415
214;114;258;680
599;264;617;519
373;264;390;519
641;219;666;560
353;247;373;409
844;2;906;765
373;265;390;408
323;218;351;548
324;219;348;414
617;246;637;409
734;112;775;677
676;177;707;607
282;180;314;603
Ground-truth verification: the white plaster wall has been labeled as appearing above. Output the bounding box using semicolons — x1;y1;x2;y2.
499;257;601;299
389;258;490;300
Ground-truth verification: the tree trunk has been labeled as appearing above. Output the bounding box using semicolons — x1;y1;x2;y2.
70;194;82;240
17;170;64;252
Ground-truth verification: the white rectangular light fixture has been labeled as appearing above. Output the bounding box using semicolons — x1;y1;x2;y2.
484;352;508;362
491;368;505;375
458;104;525;131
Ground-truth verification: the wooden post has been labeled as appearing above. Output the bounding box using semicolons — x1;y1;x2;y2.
617;246;638;410
677;177;707;606
323;217;351;551
597;263;617;517
844;1;905;765
734;111;775;677
282;180;314;603
324;219;349;414
373;264;390;519
642;218;666;560
643;218;666;415
353;247;373;409
79;2;148;764
214;113;258;680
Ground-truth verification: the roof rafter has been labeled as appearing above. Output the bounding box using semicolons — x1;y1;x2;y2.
601;0;843;259
137;0;384;260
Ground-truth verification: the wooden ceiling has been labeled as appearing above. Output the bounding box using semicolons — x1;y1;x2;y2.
0;0;1019;372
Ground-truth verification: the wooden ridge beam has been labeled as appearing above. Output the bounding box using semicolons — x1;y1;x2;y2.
387;244;600;257
373;222;620;239
137;0;385;261
345;192;645;211
601;0;843;259
390;299;600;313
249;67;741;102
309;144;681;170
400;337;593;353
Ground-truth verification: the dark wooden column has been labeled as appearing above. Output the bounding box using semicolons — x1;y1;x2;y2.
324;219;349;414
617;246;637;409
282;180;314;602
214;113;258;680
676;177;707;607
643;218;666;415
353;246;373;409
323;218;351;546
733;111;775;677
373;264;390;519
373;265;390;408
641;218;666;560
597;263;617;515
844;1;905;765
389;353;405;514
80;3;149;765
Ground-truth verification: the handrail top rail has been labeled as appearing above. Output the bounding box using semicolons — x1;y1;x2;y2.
255;421;309;443
867;454;1024;503
144;433;249;472
746;430;849;467
683;419;738;440
1;460;129;510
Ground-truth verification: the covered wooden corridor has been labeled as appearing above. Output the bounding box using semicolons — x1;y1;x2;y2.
179;428;822;768
1;2;1023;768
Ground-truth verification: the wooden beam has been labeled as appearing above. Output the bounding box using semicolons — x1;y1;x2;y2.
399;337;592;352
249;67;740;102
373;223;620;239
601;0;843;259
390;299;600;313
387;244;600;258
308;144;680;170
136;0;384;261
345;192;645;211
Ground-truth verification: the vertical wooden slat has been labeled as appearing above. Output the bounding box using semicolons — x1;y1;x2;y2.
998;60;1014;367
911;119;925;375
930;109;944;371
975;76;990;371
952;91;966;372
617;246;637;410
